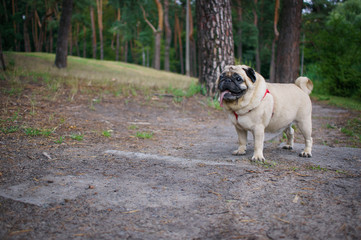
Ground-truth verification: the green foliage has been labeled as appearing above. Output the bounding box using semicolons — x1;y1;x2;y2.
102;130;112;138
24;127;52;137
70;133;84;141
54;136;65;144
135;131;153;139
207;98;222;110
309;0;361;99
1;125;20;134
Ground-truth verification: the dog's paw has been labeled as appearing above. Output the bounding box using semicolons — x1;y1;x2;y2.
232;147;246;156
251;154;265;162
282;145;293;150
299;151;312;158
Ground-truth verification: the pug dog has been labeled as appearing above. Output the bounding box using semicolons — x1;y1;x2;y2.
217;65;313;161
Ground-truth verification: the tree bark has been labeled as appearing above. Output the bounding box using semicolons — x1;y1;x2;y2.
196;0;234;96
0;32;6;70
174;13;184;74
253;0;261;73
55;0;73;69
115;8;121;61
68;24;72;55
275;0;302;83
96;0;104;60
12;0;20;51
189;2;197;77
140;0;163;70
185;0;190;76
269;0;280;82
23;5;31;52
164;0;171;71
74;22;80;56
83;25;87;57
90;5;97;59
235;0;243;62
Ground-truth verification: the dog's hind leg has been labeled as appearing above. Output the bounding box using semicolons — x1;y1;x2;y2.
297;117;313;158
282;124;294;150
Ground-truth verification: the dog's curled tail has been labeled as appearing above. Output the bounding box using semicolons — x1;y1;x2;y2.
295;77;313;95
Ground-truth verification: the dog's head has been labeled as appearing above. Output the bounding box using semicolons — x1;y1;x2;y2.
217;65;257;105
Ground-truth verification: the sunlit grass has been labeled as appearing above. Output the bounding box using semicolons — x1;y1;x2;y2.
5;52;196;91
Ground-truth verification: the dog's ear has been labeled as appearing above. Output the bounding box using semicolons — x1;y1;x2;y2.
243;67;256;83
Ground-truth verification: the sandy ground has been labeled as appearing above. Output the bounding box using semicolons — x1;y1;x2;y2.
0;90;360;239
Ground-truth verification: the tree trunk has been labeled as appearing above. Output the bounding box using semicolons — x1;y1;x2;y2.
196;0;234;96
235;0;243;62
185;0;190;76
68;24;72;55
23;5;31;52
83;25;86;57
174;13;184;74
140;0;163;70
275;0;302;83
96;0;104;60
12;0;19;51
188;1;196;77
269;0;280;82
253;0;261;73
75;22;80;56
115;8;121;61
0;32;6;70
55;0;73;69
164;0;171;71
153;0;163;70
90;6;97;59
124;41;128;62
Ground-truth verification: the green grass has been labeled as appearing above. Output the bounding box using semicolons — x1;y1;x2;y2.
207;98;222;110
308;165;328;171
102;130;112;138
1;125;20;134
4;52;196;92
135;131;154;139
70;133;84;141
340;118;361;144
24;127;52;137
311;93;361;111
54;136;64;144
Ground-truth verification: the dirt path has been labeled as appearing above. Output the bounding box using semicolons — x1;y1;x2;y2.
0;93;360;239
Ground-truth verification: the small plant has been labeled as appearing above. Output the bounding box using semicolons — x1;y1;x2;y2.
173;96;183;103
207;97;222;110
102;130;112;137
54;136;64;144
185;82;201;97
308;165;328;171
128;125;138;130
135;131;153;139
1;125;19;134
70;133;84;141
24;127;52;137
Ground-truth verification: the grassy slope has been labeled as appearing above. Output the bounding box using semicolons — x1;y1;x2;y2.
5;52;197;90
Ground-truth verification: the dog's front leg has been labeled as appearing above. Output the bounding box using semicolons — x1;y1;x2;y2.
233;126;247;155
251;126;265;162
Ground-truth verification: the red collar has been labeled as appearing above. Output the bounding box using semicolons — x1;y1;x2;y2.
234;89;270;120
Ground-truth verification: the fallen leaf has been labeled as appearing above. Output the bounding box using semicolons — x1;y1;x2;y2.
274;216;290;224
293;194;300;203
239;219;256;223
9;229;33;236
122;209;139;214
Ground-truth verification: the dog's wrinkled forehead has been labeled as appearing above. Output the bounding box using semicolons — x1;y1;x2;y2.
221;65;256;83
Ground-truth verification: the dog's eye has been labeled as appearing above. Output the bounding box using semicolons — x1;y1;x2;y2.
232;73;243;82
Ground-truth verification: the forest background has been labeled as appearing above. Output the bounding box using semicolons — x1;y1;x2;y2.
1;0;360;99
